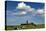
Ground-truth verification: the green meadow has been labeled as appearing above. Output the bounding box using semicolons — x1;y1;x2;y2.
5;24;45;30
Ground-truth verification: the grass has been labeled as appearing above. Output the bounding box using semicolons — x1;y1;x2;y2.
5;24;45;30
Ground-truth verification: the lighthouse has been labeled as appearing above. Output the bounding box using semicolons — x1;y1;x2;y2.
26;20;28;24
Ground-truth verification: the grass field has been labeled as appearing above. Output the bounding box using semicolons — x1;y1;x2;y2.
5;24;45;30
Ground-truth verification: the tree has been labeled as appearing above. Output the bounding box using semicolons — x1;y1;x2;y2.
31;22;36;26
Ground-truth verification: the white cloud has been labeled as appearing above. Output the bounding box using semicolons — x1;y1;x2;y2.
36;9;45;14
16;2;31;9
16;2;36;13
32;9;45;16
15;2;32;15
12;11;27;16
7;2;44;16
21;11;27;14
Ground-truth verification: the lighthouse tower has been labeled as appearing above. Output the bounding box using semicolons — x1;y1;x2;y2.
26;20;28;24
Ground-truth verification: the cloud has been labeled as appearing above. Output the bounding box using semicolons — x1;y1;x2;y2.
16;2;31;10
36;9;45;17
36;9;45;14
32;9;45;17
17;2;26;9
15;2;32;15
7;2;44;17
12;11;27;16
15;2;35;16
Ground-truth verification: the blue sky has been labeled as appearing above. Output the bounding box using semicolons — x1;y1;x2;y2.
6;1;45;25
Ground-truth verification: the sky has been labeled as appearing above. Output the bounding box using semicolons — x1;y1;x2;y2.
6;1;45;26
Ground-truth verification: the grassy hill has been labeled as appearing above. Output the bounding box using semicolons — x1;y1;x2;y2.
5;24;45;30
